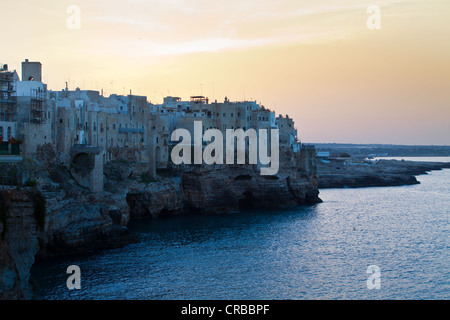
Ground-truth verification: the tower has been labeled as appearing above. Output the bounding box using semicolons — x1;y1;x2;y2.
21;59;42;82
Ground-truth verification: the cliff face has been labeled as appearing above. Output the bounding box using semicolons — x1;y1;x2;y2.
43;190;137;256
127;147;321;218
0;189;39;300
181;165;320;214
126;178;184;218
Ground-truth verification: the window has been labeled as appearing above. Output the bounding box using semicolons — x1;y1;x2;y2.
231;113;234;117
7;127;11;139
113;124;116;130
0;126;3;138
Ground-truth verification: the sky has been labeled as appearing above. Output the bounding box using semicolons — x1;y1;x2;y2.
1;0;449;145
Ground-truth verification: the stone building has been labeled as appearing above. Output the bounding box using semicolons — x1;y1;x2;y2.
2;59;305;188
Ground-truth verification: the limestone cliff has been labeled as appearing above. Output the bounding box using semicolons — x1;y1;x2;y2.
0;189;39;299
317;159;450;188
126;146;321;218
36;165;137;257
126;178;184;218
42;189;137;256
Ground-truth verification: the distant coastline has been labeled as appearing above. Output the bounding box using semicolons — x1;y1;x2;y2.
312;143;450;189
311;143;450;158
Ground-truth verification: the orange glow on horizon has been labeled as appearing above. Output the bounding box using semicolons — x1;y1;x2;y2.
1;0;449;144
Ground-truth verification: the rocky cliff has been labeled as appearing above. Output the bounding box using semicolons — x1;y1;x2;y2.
33;164;138;257
43;192;137;256
317;159;450;188
1;146;320;299
0;189;40;299
127;146;321;218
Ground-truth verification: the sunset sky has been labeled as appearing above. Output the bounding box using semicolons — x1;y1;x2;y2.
1;0;449;145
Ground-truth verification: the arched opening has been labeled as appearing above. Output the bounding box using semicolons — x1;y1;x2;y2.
71;152;95;176
159;207;171;218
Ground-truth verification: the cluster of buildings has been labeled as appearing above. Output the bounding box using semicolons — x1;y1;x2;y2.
1;60;302;173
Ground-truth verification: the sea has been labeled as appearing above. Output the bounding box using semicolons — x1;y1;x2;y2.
31;157;450;300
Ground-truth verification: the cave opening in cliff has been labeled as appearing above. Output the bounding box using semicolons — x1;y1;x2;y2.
234;174;252;181
238;191;254;210
159;207;171;218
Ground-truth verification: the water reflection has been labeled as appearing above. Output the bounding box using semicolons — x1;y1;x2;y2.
31;167;450;300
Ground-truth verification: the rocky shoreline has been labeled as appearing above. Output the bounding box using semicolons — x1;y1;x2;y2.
317;159;450;188
1;146;320;299
2;152;449;299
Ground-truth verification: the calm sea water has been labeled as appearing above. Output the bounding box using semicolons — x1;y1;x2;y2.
31;157;450;300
